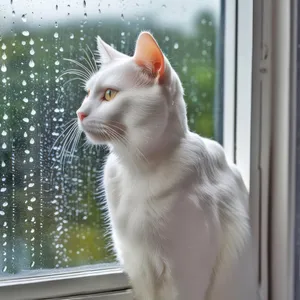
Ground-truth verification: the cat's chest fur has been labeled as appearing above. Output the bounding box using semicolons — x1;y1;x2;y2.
104;155;181;242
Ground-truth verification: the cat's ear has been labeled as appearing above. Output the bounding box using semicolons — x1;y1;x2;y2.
133;32;165;80
96;36;127;64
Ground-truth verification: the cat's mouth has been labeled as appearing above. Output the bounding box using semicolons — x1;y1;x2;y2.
81;121;127;144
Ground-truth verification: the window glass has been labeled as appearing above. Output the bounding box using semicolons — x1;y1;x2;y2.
0;0;222;275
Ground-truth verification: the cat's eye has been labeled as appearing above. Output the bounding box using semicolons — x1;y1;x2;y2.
103;89;118;101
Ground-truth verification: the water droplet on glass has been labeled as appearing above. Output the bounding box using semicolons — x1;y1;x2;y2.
30;197;36;202
31;109;36;115
22;31;30;36
70;33;74;39
12;10;15;17
1;131;7;136
3;114;8;120
121;13;125;21
30;48;35;55
22;14;27;22
2;53;7;60
55;60;59;66
174;43;179;49
162;4;167;8
1;143;7;149
1;44;6;50
23;118;29;123
27;206;33;211
1;162;5;167
55;21;58;28
22;80;27;86
54;32;59;39
29;60;35;68
28;183;34;187
24;132;28;137
30;138;35;144
59;47;64;52
29;157;34;162
23;97;28;103
1;64;7;72
29;38;34;45
0;211;5;216
56;4;58;10
2;202;8;207
1;187;7;192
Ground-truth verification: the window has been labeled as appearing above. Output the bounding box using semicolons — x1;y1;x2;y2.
0;0;230;299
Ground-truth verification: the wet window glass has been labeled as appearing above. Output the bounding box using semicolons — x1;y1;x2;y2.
0;0;223;275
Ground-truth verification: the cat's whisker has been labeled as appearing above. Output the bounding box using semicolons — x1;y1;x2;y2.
50;119;77;154
62;77;87;88
63;58;93;78
86;45;99;72
82;47;97;74
58;69;89;80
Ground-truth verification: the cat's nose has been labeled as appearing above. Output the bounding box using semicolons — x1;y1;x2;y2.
77;112;87;121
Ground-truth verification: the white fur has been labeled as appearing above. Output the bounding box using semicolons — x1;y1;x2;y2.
76;32;258;300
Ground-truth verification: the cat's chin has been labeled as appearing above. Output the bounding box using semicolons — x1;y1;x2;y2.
84;131;110;145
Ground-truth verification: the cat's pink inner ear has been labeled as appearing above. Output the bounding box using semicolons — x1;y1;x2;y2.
134;32;165;78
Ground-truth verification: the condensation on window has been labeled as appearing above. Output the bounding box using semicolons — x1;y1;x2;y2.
0;0;221;275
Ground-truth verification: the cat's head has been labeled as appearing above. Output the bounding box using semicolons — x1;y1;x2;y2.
76;31;188;160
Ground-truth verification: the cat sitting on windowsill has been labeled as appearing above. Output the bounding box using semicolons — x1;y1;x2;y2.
74;31;258;300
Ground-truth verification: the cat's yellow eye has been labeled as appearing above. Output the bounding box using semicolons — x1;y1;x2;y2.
104;89;118;101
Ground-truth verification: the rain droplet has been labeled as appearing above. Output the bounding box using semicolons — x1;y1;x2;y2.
27;206;33;211
56;4;58;10
2;202;8;207
30;48;35;55
1;64;7;72
3;114;8;120
12;10;15;17
22;80;27;86
29;126;35;131
21;41;26;45
70;33;74;39
55;60;59;66
29;60;35;68
28;183;34;187
23;118;29;123
29;157;33;162
29;38;34;45
30;138;35;144
24;132;28;137
2;44;7;50
54;32;59;39
174;43;179;49
2;53;7;60
57;225;62;231
2;143;7;149
1;131;7;136
0;188;6;193
22;31;30;36
30;197;36;202
0;211;5;216
1;162;5;167
59;47;64;52
121;13;125;21
23;97;28;103
31;109;36;115
22;14;27;22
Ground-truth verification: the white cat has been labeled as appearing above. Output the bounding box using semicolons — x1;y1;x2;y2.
76;31;258;300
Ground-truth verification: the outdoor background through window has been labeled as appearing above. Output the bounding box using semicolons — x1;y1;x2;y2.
0;0;222;276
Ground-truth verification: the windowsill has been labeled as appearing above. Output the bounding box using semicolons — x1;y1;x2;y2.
0;264;130;300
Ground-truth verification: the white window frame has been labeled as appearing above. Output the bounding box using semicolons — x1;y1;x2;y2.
0;1;259;299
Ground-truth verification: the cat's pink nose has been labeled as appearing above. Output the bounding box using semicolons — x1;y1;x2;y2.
77;112;87;121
